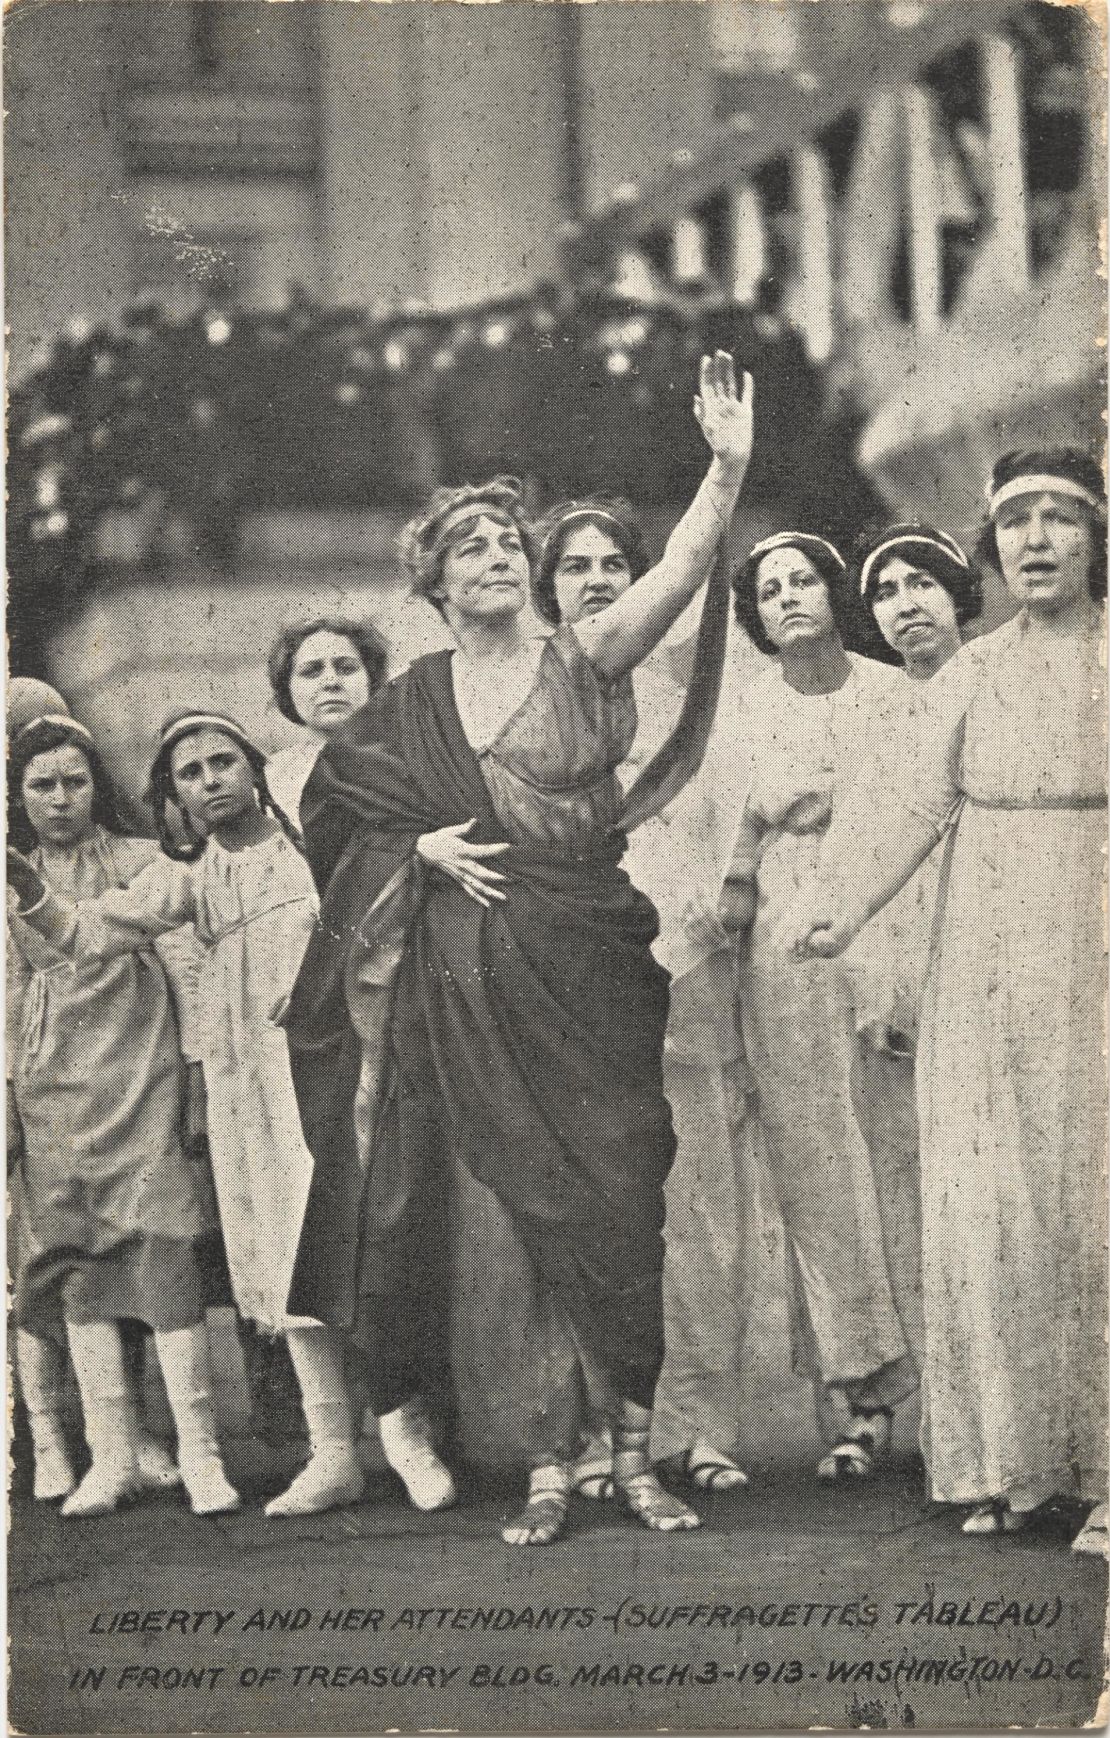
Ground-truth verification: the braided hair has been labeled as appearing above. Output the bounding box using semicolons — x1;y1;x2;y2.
145;714;303;863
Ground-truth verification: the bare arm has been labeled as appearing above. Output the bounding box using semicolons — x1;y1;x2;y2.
776;809;941;959
778;651;974;960
574;354;754;682
682;784;764;951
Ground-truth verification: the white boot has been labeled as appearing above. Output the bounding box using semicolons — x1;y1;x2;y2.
61;1321;141;1517
266;1327;364;1517
154;1325;239;1514
121;1337;181;1487
16;1330;76;1502
379;1397;456;1512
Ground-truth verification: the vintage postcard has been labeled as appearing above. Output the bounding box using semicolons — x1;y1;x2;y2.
6;0;1107;1732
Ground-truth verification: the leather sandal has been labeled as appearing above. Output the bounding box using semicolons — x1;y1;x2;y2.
962;1498;1026;1535
681;1446;749;1492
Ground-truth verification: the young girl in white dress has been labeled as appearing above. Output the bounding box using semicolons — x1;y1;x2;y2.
9;711;364;1517
7;711;237;1518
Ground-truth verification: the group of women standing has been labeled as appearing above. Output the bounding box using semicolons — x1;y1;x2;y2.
7;353;1106;1560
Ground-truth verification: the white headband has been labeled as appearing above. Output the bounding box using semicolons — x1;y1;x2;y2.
988;474;1103;518
859;532;969;596
14;712;93;744
158;712;255;756
542;507;628;557
747;531;846;572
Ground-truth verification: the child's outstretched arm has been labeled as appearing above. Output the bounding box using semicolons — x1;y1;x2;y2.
8;845;195;962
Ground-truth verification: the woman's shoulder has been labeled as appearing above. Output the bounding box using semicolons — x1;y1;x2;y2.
935;622;1007;695
540;623;631;701
79;827;171;892
343;651;454;737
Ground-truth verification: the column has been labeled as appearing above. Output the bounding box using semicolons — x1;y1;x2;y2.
5;2;131;379
902;84;943;335
316;6;428;309
412;4;566;309
576;4;715;214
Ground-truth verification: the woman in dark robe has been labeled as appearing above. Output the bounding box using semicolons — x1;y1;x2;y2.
285;353;753;1544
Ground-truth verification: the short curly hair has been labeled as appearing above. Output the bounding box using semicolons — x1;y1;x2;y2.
267;617;388;726
732;533;860;656
975;446;1107;602
398;478;538;616
532;497;650;626
855;523;983;628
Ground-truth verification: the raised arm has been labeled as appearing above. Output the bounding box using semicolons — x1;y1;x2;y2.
574;354;754;682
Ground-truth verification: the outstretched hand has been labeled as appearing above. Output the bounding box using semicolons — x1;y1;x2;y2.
416;818;510;909
693;352;754;479
7;846;44;910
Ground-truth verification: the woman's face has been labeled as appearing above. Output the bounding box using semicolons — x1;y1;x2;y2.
754;547;836;651
993;489;1093;613
870;554;961;664
436;512;530;624
170;729;256;836
553;524;634;624
21;745;95;848
288;630;371;735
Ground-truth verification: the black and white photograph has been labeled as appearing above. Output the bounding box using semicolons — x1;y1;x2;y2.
5;1;1108;1731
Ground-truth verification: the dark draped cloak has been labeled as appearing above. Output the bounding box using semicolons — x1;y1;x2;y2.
284;649;678;1409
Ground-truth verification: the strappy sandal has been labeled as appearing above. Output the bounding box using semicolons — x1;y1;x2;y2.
502;1467;570;1546
962;1498;1027;1535
817;1441;875;1481
613;1418;700;1531
680;1446;749;1493
817;1405;892;1483
573;1466;615;1502
616;1468;701;1531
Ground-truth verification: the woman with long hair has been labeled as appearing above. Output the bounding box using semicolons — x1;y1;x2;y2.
10;711;368;1518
